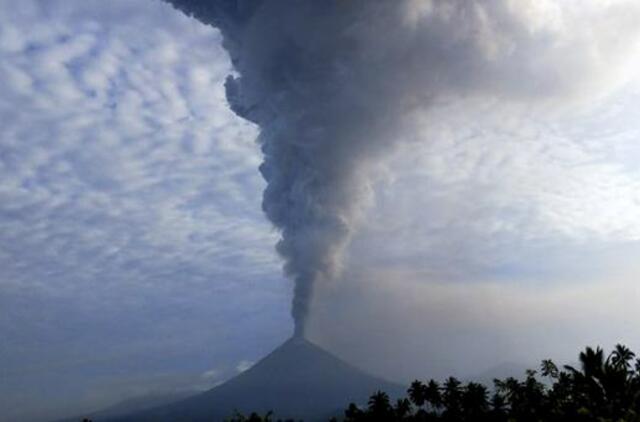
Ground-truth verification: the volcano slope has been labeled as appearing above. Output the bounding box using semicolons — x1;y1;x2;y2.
104;337;405;421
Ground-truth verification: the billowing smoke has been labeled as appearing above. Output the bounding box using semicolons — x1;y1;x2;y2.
166;0;640;337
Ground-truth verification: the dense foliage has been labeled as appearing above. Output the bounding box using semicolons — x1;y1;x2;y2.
340;344;640;422
230;345;640;422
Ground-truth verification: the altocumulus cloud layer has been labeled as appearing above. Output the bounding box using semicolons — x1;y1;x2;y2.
166;0;640;336
0;1;288;421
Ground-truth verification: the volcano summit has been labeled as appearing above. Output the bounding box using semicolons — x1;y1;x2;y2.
104;338;404;421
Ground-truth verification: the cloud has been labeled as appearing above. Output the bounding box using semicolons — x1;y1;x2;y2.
309;256;640;382
236;360;254;373
0;0;281;313
346;93;640;278
0;0;278;299
304;76;640;384
0;1;289;420
167;0;640;337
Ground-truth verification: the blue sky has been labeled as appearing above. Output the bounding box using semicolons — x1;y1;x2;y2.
2;1;640;421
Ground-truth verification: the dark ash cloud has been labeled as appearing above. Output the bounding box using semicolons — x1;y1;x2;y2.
166;0;640;336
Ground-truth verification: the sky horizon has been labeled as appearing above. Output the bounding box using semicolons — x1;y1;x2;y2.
1;1;640;421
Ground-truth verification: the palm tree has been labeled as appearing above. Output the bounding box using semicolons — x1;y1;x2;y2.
394;398;412;420
564;346;606;393
546;370;576;418
227;411;274;422
461;382;489;417
344;403;364;422
334;344;640;422
564;346;609;415
523;370;547;418
368;390;393;420
408;380;427;408
442;377;462;420
490;392;508;421
541;359;559;379
424;379;443;412
609;344;635;371
567;346;605;379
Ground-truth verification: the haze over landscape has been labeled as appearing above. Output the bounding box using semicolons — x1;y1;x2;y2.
2;1;640;421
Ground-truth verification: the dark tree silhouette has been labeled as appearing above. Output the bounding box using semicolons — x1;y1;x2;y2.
235;344;640;422
408;380;427;409
367;390;393;421
424;379;442;413
441;377;462;421
461;382;488;418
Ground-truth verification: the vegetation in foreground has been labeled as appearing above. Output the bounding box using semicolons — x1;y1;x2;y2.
229;344;640;422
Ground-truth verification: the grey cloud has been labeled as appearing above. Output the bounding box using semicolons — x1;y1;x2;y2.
166;0;640;336
308;257;640;383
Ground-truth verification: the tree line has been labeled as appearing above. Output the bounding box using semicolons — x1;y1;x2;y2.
230;344;640;422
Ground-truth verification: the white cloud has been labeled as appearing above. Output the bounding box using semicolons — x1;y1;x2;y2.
347;92;640;278
0;1;288;421
236;360;254;373
0;0;280;302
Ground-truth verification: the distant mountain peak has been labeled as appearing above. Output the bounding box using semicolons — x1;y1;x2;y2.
105;338;405;422
281;335;315;347
269;336;335;357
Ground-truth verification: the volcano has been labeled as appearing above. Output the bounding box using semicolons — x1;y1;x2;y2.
104;337;405;421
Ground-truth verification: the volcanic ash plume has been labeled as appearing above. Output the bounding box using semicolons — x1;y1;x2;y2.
166;0;640;337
